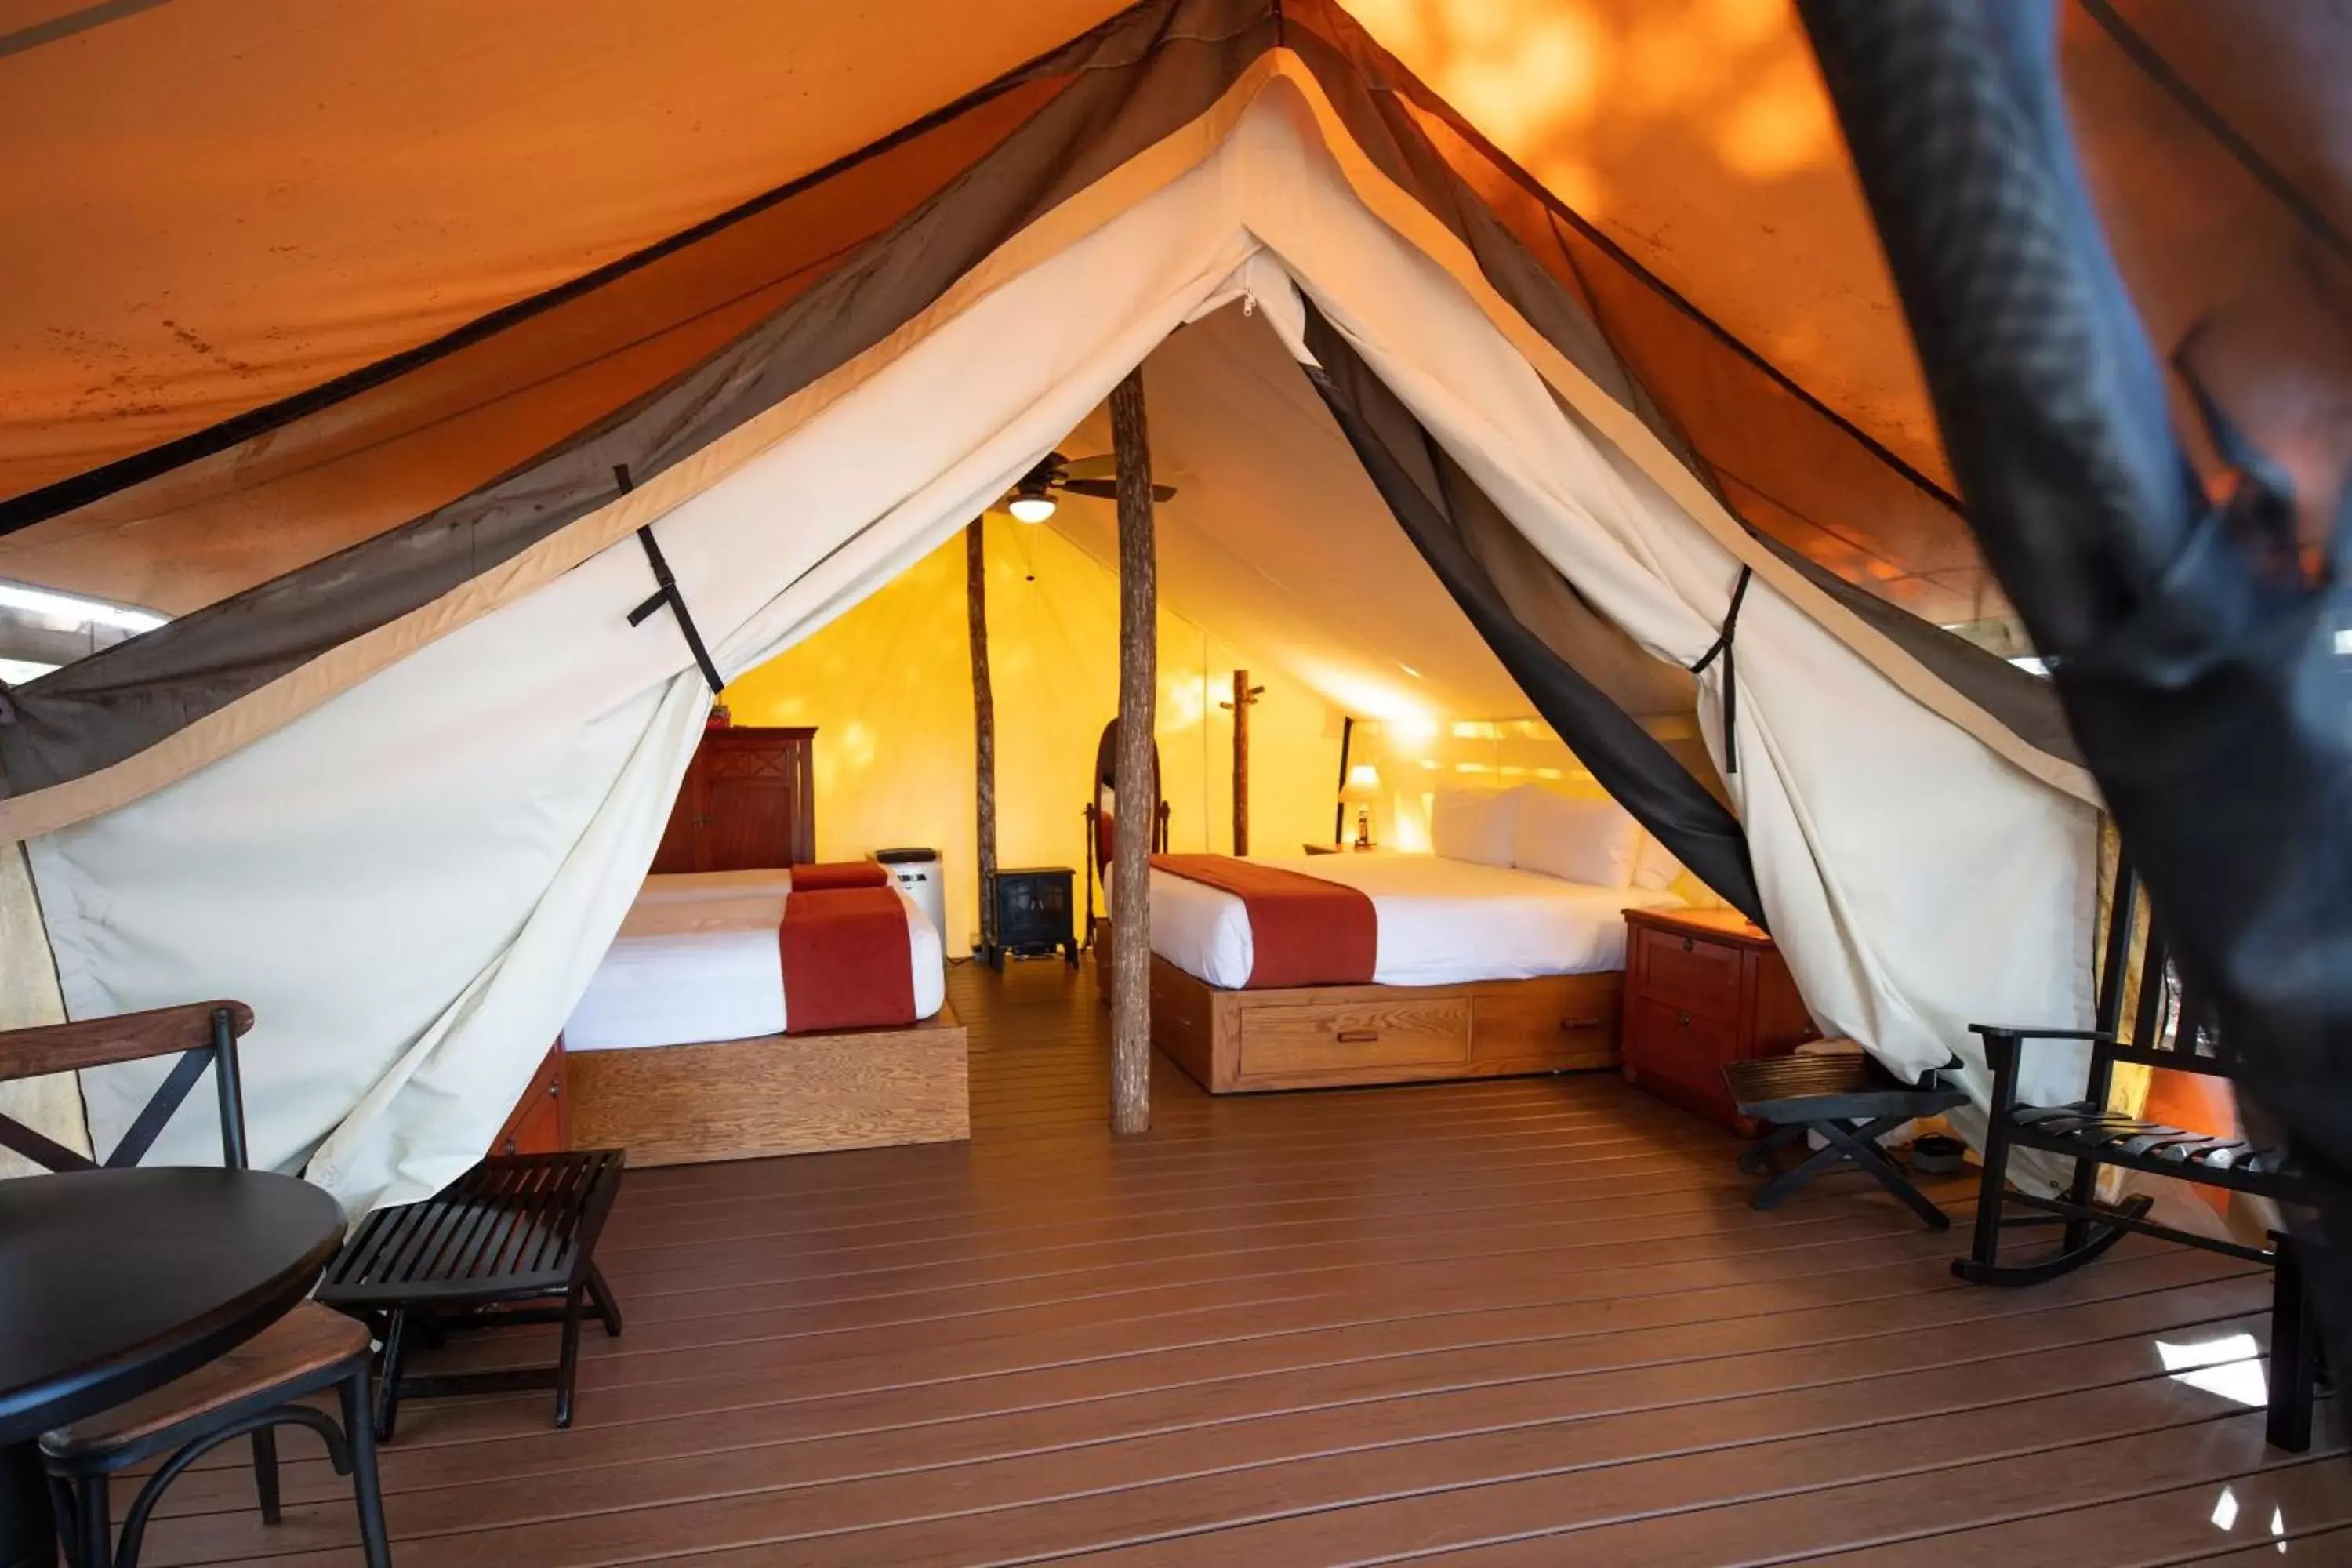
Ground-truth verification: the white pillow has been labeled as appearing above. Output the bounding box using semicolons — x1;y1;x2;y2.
1428;785;1523;868
1512;788;1640;887
1631;829;1685;892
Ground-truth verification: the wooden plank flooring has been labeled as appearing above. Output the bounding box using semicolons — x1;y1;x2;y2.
140;959;2339;1565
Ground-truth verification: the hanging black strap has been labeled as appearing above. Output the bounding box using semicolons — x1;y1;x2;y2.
615;464;726;695
1690;564;1755;775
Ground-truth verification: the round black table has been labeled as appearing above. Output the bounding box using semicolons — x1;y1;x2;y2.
0;1169;345;1568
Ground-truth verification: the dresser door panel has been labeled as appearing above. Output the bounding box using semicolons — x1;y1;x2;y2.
653;728;816;872
703;748;801;871
1632;926;1745;1025
1623;996;1740;1102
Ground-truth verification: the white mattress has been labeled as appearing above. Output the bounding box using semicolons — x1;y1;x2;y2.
566;880;945;1051
1140;852;1685;989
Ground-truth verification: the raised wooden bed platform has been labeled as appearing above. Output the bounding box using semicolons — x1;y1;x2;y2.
566;1007;968;1166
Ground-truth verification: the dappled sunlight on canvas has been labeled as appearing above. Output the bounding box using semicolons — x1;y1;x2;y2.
1717;50;1838;178
1352;0;1951;485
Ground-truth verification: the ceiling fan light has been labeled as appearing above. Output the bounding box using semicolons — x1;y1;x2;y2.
1007;494;1057;524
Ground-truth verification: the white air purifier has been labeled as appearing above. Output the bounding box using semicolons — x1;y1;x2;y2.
873;848;946;939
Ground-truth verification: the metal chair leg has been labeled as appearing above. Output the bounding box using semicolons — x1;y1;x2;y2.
372;1308;409;1444
250;1425;281;1526
2269;1233;2316;1453
73;1475;109;1568
554;1283;586;1430
46;1474;84;1568
339;1364;394;1568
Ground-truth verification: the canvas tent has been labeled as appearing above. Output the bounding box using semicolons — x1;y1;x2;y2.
0;0;2125;1211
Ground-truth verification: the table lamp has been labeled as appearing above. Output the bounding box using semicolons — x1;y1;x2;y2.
1340;762;1383;849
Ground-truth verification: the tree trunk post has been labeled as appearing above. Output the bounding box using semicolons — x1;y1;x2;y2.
1109;368;1156;1135
966;519;997;963
1221;670;1262;856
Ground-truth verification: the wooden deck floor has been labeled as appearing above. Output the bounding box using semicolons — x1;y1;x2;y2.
143;959;2342;1564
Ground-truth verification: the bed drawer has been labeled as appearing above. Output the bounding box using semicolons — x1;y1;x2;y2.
1631;923;1744;1024
1239;996;1470;1080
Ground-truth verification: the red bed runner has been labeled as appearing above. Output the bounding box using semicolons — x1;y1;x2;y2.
792;860;890;891
1149;854;1377;989
776;887;915;1033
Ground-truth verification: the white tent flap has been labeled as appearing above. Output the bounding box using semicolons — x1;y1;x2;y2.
29;74;2096;1211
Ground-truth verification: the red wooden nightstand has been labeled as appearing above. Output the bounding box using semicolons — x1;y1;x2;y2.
1620;906;1818;1134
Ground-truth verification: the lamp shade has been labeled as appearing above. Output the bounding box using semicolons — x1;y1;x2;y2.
1340;762;1384;804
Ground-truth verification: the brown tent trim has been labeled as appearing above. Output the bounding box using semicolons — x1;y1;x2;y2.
0;0;172;60
1;0;1963;546
0;0;1287;804
2074;0;2352;269
0;42;2097;841
0;13;1114;532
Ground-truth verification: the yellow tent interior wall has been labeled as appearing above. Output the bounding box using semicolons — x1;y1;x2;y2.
723;517;1345;956
723;514;1726;957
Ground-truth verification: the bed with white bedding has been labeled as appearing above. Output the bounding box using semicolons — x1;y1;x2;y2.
1134;783;1704;1094
1146;851;1684;989
566;872;946;1051
564;868;965;1167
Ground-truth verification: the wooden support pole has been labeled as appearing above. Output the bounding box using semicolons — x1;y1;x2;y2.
1219;670;1263;856
1334;714;1355;845
966;519;997;962
1109;367;1156;1136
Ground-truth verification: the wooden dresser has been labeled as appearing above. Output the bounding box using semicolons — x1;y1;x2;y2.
490;1040;569;1156
652;724;815;872
1621;906;1818;1134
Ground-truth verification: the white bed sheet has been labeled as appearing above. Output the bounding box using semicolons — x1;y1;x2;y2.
632;868;798;903
1141;852;1685;989
566;882;945;1050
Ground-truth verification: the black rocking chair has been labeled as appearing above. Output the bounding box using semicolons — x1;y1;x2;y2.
1958;861;2321;1451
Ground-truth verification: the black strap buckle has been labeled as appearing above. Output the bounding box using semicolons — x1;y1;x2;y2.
614;464;725;695
1690;563;1754;775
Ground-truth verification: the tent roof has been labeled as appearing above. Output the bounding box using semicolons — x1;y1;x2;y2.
4;0;2344;629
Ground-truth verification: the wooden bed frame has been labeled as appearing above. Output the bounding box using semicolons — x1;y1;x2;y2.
567;1008;969;1166
572;720;969;1165
1142;948;1622;1094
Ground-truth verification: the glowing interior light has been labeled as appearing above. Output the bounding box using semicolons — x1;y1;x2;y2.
0;582;167;633
2212;1487;2239;1531
1387;711;1439;746
1007;495;1057;524
2156;1334;2268;1408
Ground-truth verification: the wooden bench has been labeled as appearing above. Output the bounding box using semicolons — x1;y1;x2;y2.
1959;862;2321;1451
317;1149;625;1439
1722;1049;1971;1230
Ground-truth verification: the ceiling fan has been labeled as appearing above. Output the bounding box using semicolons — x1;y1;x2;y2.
991;451;1177;524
